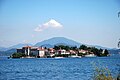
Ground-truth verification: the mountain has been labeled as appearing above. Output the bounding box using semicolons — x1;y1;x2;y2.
0;37;114;56
0;43;33;56
35;37;111;49
8;43;33;49
0;48;16;56
0;47;8;51
0;43;33;51
35;37;81;47
40;44;54;48
109;49;120;54
87;45;110;50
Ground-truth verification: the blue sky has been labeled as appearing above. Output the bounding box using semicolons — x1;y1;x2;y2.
0;0;120;48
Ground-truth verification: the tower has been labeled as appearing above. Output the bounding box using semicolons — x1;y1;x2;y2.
27;47;30;56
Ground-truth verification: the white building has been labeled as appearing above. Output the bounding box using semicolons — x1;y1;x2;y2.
38;47;45;57
17;46;45;57
57;49;70;54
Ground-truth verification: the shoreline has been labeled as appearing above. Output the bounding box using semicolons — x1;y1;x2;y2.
8;55;97;59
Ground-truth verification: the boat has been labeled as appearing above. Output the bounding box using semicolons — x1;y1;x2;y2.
85;54;96;57
71;55;81;58
54;57;64;59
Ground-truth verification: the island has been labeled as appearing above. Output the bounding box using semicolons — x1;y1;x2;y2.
10;44;109;58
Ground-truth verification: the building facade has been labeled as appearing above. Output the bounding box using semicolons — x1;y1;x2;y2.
17;46;45;57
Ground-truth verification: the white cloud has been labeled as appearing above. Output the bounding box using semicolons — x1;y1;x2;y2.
34;19;63;32
34;25;43;32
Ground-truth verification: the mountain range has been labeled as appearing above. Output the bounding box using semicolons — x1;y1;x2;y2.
35;37;81;48
0;37;118;56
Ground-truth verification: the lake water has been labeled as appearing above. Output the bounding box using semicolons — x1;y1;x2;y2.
0;55;120;80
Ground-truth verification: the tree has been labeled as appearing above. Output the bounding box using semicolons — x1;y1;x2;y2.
104;49;109;56
99;48;103;52
11;52;26;58
65;46;70;51
54;45;60;50
44;47;47;49
90;47;100;56
79;45;87;50
59;45;65;49
54;45;71;51
70;46;77;50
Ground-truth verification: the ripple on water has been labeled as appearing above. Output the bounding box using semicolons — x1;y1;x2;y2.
0;56;120;80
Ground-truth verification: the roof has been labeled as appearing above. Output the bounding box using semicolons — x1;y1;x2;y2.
23;46;32;49
37;47;44;51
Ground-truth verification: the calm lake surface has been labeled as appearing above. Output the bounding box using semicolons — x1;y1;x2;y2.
0;55;120;80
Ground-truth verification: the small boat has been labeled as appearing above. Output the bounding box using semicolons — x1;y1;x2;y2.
85;54;96;57
71;55;81;58
54;57;64;59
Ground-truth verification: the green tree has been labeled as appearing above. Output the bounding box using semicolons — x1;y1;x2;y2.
12;52;26;58
90;47;100;56
54;45;60;50
103;49;109;56
70;46;77;50
99;48;103;53
65;46;70;51
54;45;71;51
79;45;87;50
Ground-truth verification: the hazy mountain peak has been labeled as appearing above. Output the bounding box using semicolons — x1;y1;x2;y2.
8;43;33;49
35;37;81;47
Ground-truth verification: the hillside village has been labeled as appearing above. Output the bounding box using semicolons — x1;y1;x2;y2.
11;45;109;58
